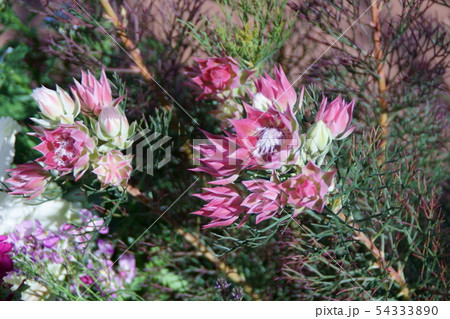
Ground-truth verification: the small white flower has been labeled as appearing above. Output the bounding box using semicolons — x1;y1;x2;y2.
4;273;49;301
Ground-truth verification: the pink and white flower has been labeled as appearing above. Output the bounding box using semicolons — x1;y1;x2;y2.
71;69;124;117
92;150;133;188
5;163;50;199
31;86;80;127
230;104;300;169
282;161;335;213
97;107;123;138
33;122;96;179
241;179;287;223
192;186;246;228
252;65;297;112
315;95;356;139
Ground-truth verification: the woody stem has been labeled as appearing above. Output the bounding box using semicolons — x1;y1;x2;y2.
370;1;389;162
336;210;410;299
99;0;154;84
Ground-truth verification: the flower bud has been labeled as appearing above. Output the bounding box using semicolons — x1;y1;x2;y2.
315;95;355;139
252;93;272;112
305;120;333;154
95;107;134;151
31;86;79;124
71;69;121;117
98;107;122;138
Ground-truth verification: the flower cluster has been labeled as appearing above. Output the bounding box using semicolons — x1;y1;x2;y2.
5;70;135;198
191;62;355;228
76;238;136;298
3;209;136;299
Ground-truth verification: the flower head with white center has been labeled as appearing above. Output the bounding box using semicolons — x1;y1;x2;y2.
253;127;284;158
230;103;300;169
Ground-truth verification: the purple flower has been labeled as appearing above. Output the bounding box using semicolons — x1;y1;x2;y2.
97;239;114;258
34;220;60;249
80;275;95;286
118;253;136;284
79;209;109;234
8;220;64;264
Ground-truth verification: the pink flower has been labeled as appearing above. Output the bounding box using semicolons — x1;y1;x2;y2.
92;150;133;188
282;162;335;213
190;130;251;185
187;56;251;100
33;122;96;179
192;186;246;228
242;179;287;224
5;163;50;199
80;275;94;286
0;235;14;280
71;69;124;117
253;65;297;111
230;104;300;169
315;95;356;139
31;85;79;124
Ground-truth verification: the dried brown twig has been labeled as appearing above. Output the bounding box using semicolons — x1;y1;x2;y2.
100;0;154;84
370;1;389;162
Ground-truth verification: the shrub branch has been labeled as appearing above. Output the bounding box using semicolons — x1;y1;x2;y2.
337;211;410;299
100;0;154;84
370;1;389;158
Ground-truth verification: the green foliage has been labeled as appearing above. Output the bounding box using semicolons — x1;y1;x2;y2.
0;43;42;164
0;44;34;120
183;0;295;70
281;129;447;300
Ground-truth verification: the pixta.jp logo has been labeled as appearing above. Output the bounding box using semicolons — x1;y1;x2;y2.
126;129;172;176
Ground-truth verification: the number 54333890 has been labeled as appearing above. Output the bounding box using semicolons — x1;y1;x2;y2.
375;306;438;316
